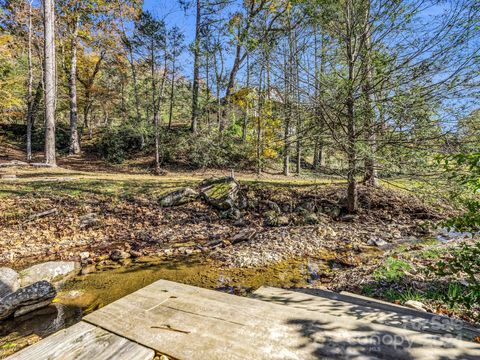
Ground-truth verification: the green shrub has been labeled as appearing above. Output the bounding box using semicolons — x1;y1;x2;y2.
430;242;480;316
94;124;146;163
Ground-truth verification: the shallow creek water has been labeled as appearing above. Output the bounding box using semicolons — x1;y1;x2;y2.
0;254;342;357
2;230;461;358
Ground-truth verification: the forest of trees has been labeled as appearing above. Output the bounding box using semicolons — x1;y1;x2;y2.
0;0;479;212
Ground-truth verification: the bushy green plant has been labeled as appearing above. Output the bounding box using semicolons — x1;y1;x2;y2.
430;242;480;316
94;124;146;163
31;122;71;153
442;152;480;231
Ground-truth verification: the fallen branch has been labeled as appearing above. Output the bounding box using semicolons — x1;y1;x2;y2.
26;208;58;222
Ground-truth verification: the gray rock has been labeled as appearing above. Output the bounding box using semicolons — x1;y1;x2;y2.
20;261;80;287
405;300;427;312
367;238;389;247
14;299;53;317
79;252;90;262
264;211;289;227
304;213;319;225
339;214;357;222
0;267;20;299
231;229;257;244
263;200;281;213
320;202;341;218
200;177;240;210
221;207;242;220
297;199;316;213
79;213;99;228
110;249;131;261
129;249;143;258
159;187;199;207
0;280;56;320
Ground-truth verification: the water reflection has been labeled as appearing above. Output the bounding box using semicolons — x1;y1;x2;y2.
0;303;82;348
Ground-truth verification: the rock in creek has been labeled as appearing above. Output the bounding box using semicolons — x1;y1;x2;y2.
0;280;56;320
110;249;131;261
0;267;20;299
20;261;80;288
159;187;199;207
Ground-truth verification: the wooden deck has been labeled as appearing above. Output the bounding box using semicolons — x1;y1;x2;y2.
8;280;480;360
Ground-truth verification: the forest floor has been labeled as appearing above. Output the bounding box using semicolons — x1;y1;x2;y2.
1;143;479;333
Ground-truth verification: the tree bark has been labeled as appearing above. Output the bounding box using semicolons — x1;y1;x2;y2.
26;0;33;161
362;1;378;187
151;42;160;172
68;15;81;155
190;0;200;134
43;0;56;166
242;53;250;143
345;1;357;213
256;64;264;176
168;57;175;129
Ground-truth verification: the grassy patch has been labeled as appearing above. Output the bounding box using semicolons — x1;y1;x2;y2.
373;257;412;281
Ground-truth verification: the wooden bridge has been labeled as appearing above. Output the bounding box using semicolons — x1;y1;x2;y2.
7;279;480;359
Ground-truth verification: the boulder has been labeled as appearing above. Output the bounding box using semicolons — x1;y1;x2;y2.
200;177;239;210
303;212;320;225
264;211;290;227
20;261;80;287
221;207;242;220
110;249;131;261
319;199;342;219
296;199;317;213
0;280;56;320
159;187;199;207
262;200;281;214
231;228;257;244
0;267;20;299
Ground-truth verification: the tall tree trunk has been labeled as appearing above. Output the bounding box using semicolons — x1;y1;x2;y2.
242;53;250;143
68;16;81;155
294;31;301;175
256;63;264;176
154;49;169;173
43;0;56;166
26;0;33;161
225;41;241;99
313;31;327;172
362;1;378;187
168;57;175;129
346;1;357;213
191;0;200;134
151;44;160;172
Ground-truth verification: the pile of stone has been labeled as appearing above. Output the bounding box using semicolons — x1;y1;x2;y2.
0;261;79;320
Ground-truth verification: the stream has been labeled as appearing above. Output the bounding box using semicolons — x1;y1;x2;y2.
0;254;336;357
0;228;470;358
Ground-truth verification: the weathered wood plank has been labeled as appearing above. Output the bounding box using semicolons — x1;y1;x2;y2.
253;286;480;341
6;321;154;360
85;279;480;360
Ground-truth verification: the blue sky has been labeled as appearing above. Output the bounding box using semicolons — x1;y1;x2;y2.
143;0;197;73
